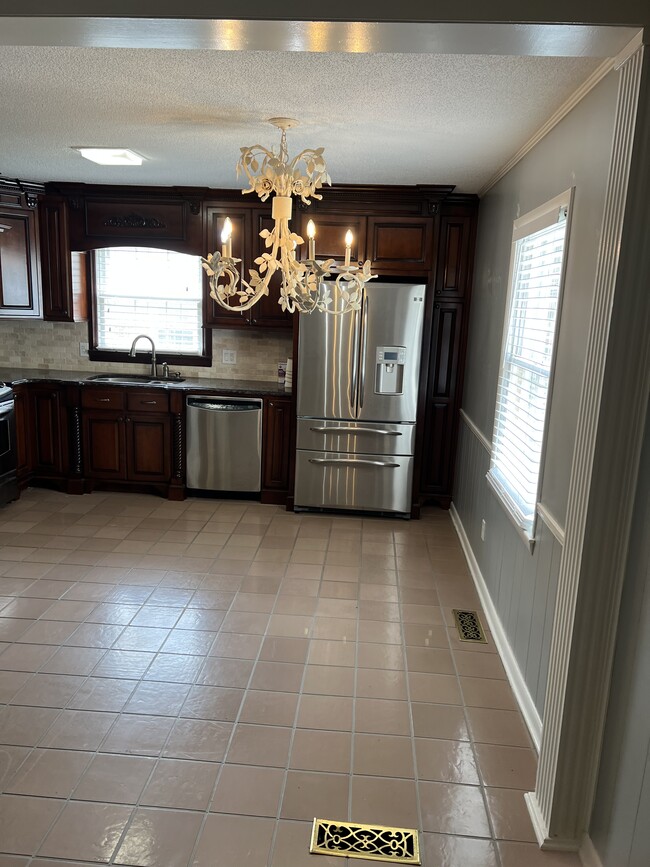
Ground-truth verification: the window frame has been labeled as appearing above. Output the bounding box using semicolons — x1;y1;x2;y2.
87;247;212;367
486;188;574;550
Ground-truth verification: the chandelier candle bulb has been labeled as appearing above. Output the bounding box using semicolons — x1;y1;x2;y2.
344;230;353;267
307;220;316;260
221;218;233;258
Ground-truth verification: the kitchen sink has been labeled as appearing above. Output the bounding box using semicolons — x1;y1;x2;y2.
85;374;185;384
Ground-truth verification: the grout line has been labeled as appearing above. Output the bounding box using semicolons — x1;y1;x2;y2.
265;515;328;866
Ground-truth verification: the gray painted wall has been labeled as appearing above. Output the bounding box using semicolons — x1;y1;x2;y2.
462;69;618;523
454;419;563;714
589;402;650;866
453;69;620;719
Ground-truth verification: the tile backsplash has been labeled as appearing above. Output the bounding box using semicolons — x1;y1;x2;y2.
0;320;293;382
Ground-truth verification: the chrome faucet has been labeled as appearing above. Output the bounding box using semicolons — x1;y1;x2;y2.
129;335;157;376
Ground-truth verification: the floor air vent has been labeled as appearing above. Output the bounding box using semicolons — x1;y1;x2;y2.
452;609;488;643
310;818;420;864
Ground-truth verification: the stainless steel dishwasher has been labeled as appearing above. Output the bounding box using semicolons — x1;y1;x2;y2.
186;396;263;492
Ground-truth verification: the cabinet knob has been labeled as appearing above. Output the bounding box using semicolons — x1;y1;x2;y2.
126;417;131;423
96;397;111;402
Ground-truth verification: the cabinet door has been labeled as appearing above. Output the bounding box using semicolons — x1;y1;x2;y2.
126;414;172;482
30;387;66;476
82;410;126;479
248;208;292;328
39;196;73;321
262;397;292;491
0;206;42;318
367;216;433;273
13;385;32;484
420;302;463;496
298;212;366;265
204;206;250;328
435;215;473;299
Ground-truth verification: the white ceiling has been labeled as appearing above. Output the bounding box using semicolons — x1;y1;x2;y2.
0;42;607;193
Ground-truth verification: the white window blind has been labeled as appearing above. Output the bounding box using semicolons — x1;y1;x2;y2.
488;190;572;540
94;247;203;355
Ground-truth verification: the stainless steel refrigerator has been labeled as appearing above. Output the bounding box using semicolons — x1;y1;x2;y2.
294;281;426;516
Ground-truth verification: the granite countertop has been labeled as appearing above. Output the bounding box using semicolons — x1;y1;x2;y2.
0;368;291;398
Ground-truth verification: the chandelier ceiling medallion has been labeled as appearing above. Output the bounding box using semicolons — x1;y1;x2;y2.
202;118;376;315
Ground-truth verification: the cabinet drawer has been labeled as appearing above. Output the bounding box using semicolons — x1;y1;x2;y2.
126;391;169;413
81;387;126;410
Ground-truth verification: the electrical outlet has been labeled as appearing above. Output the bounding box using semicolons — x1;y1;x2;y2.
222;349;237;364
481;519;487;542
79;342;89;357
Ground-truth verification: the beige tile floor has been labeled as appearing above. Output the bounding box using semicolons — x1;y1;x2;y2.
0;489;581;867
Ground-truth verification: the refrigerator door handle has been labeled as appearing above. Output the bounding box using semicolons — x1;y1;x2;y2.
308;458;399;468
349;307;360;417
358;291;368;409
309;426;401;436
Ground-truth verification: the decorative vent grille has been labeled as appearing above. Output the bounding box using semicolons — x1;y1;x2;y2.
310;818;420;864
452;609;488;643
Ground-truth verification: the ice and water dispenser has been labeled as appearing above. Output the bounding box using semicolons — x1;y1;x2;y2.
375;346;407;395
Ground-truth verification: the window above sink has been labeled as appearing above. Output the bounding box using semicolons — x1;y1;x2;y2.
88;246;212;367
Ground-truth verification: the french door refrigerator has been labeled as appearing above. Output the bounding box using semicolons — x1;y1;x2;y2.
294;281;426;516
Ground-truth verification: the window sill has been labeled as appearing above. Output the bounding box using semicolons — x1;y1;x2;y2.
486;470;536;554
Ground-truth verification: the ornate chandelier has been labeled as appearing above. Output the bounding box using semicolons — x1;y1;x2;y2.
202;118;375;315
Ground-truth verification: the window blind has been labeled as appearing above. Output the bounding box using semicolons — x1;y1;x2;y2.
94;247;203;354
488;194;571;537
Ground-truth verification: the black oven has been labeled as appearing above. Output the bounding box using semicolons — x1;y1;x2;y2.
0;385;18;507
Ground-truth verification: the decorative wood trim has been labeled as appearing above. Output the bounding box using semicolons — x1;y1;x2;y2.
532;44;647;849
536;504;565;546
103;213;167;229
173;413;183;480
479;32;642;198
70;406;82;475
459;408;491;454
450;502;543;750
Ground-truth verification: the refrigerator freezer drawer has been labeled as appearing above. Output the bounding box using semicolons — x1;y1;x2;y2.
295;449;413;515
296;418;416;456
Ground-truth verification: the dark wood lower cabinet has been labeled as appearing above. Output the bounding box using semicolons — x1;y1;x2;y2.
261;396;292;503
81;393;175;495
126;414;172;482
12;385;32;488
29;386;67;478
82;410;125;479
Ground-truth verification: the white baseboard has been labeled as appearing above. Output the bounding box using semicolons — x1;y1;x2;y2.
579;834;604;867
450;502;543;751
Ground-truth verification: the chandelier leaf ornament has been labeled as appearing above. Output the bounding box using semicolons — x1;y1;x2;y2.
201;118;376;315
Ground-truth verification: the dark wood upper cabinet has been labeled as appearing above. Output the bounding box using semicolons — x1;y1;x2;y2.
0;202;41;319
435;213;473;299
248;208;292;328
298;212;366;264
367;216;433;273
38;196;88;322
204;205;251;329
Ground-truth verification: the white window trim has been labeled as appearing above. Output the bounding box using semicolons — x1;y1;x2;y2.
486;187;574;552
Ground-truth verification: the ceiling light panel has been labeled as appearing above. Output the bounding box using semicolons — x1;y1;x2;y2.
74;147;144;165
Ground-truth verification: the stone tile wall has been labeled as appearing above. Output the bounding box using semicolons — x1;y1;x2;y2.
0;321;293;383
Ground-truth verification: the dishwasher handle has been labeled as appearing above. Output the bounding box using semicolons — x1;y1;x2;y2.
187;397;262;412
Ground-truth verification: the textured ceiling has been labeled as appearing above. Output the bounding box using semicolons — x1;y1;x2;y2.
0;46;602;193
